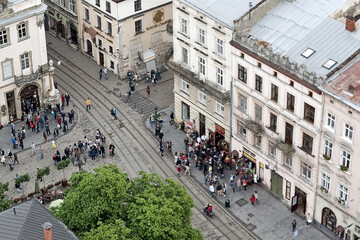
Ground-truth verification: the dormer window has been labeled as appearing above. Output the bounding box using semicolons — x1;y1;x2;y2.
349;85;355;93
323;59;337;69
301;48;315;58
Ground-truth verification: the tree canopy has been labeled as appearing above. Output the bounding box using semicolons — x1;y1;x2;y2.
55;164;202;240
0;182;11;212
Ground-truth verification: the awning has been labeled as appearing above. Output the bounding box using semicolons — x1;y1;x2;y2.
231;150;239;159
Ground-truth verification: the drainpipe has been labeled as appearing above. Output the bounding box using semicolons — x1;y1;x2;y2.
229;78;233;154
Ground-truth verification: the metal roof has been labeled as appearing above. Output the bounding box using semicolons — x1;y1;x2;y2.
0;198;78;240
247;0;360;76
180;0;262;28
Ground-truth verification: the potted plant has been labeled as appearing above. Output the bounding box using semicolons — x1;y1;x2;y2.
340;165;348;172
54;180;62;186
13;197;21;203
337;197;345;205
322;154;331;161
37;167;50;194
47;184;54;190
27;192;35;197
15;173;30;202
320;186;328;193
57;158;71;187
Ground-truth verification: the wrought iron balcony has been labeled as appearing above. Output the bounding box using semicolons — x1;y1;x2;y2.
14;64;49;86
167;60;230;104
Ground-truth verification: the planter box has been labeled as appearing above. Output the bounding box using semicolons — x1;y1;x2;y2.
61;179;68;187
41;187;48;195
20;195;27;202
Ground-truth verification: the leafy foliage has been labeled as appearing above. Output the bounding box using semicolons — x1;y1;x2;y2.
0;182;11;211
37;167;50;188
57;158;71;179
55;165;202;240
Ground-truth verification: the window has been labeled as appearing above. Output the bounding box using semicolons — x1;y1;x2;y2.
182;80;189;94
302;133;313;154
269;113;277;132
198;91;206;104
106;1;111;13
110;60;114;69
301;48;315;58
2;59;13;79
271;84;278;102
255;74;262;92
326;113;335;129
285;181;291;200
134;0;141;11
181;18;188;35
284;155;292;168
98;39;102;47
107;22;112;36
238;93;247;112
182;47;188;64
17;23;27;39
338;184;348;203
216;67;223;86
323;140;333;159
341;150;351;170
237;120;246;138
69;0;75;12
273;71;278;77
269;141;276;157
199;57;205;75
301;162;311;180
321;173;330;191
304;103;315;124
216;102;224;116
0;29;8;45
135;20;142;34
61;0;65;6
85;8;89;21
323;59;337;69
255;104;262;120
254;135;261;148
20;53;29;70
238;65;247;83
285;122;293;145
216;38;223;55
97;16;101;30
182;102;190;121
344;123;353;141
198;28;205;45
257;62;262;68
96;0;100;6
287;93;295;112
109;45;113;54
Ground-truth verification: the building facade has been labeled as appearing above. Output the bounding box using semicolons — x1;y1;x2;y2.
0;0;58;125
78;0;172;77
315;59;360;240
43;0;79;48
169;0;261;146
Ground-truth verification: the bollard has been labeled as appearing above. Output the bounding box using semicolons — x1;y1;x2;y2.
225;199;230;208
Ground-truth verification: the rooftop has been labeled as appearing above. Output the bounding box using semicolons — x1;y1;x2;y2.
238;0;360;77
180;0;262;28
0;198;77;240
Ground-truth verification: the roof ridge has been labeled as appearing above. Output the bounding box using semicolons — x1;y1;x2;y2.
16;198;36;239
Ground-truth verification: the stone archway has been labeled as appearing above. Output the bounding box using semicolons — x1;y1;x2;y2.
322;207;337;233
20;84;40;114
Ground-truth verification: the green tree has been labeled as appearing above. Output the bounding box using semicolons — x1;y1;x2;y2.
15;173;30;195
37;167;50;188
57;158;71;179
0;182;12;211
55;165;202;240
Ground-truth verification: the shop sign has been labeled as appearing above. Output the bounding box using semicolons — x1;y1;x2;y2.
259;162;264;169
243;146;256;162
146;19;171;31
215;124;225;136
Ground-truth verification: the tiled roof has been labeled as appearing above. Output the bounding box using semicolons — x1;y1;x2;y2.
0;198;77;240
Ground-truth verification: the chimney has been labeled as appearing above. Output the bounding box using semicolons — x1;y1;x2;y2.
346;16;356;32
13;208;16;215
42;222;53;240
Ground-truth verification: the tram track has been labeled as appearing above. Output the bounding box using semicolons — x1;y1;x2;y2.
47;46;257;240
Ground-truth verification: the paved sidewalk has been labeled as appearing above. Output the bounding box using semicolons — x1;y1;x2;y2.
145;106;331;240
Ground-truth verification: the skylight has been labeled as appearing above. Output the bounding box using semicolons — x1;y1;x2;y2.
323;59;337;69
301;48;315;58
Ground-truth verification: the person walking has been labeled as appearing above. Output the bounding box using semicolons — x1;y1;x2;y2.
209;183;215;197
13;153;19;165
86;98;91;110
159;143;164;157
250;194;256;206
31;142;35;156
99;68;102;80
292;220;297;232
306;213;312;227
65;93;70;106
222;182;227;197
146;85;150;97
177;164;181;177
184;162;191;176
104;67;108;80
126;89;131;102
40;146;44;160
216;183;222;197
231;179;236;192
158;130;164;143
61;94;65;109
8;158;14;171
52;140;57;149
254;191;259;203
43;131;47;142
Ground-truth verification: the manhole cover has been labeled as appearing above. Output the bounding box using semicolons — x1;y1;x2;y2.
235;198;248;207
113;88;120;91
246;223;256;231
116;82;122;86
248;213;254;217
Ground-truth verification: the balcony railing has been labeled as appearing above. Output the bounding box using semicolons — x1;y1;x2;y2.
275;140;295;156
14;64;49;86
167;60;230;103
244;119;264;135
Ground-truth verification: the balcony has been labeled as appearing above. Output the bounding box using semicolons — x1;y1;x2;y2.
275;140;295;156
15;64;49;87
244;119;264;135
167;60;230;104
